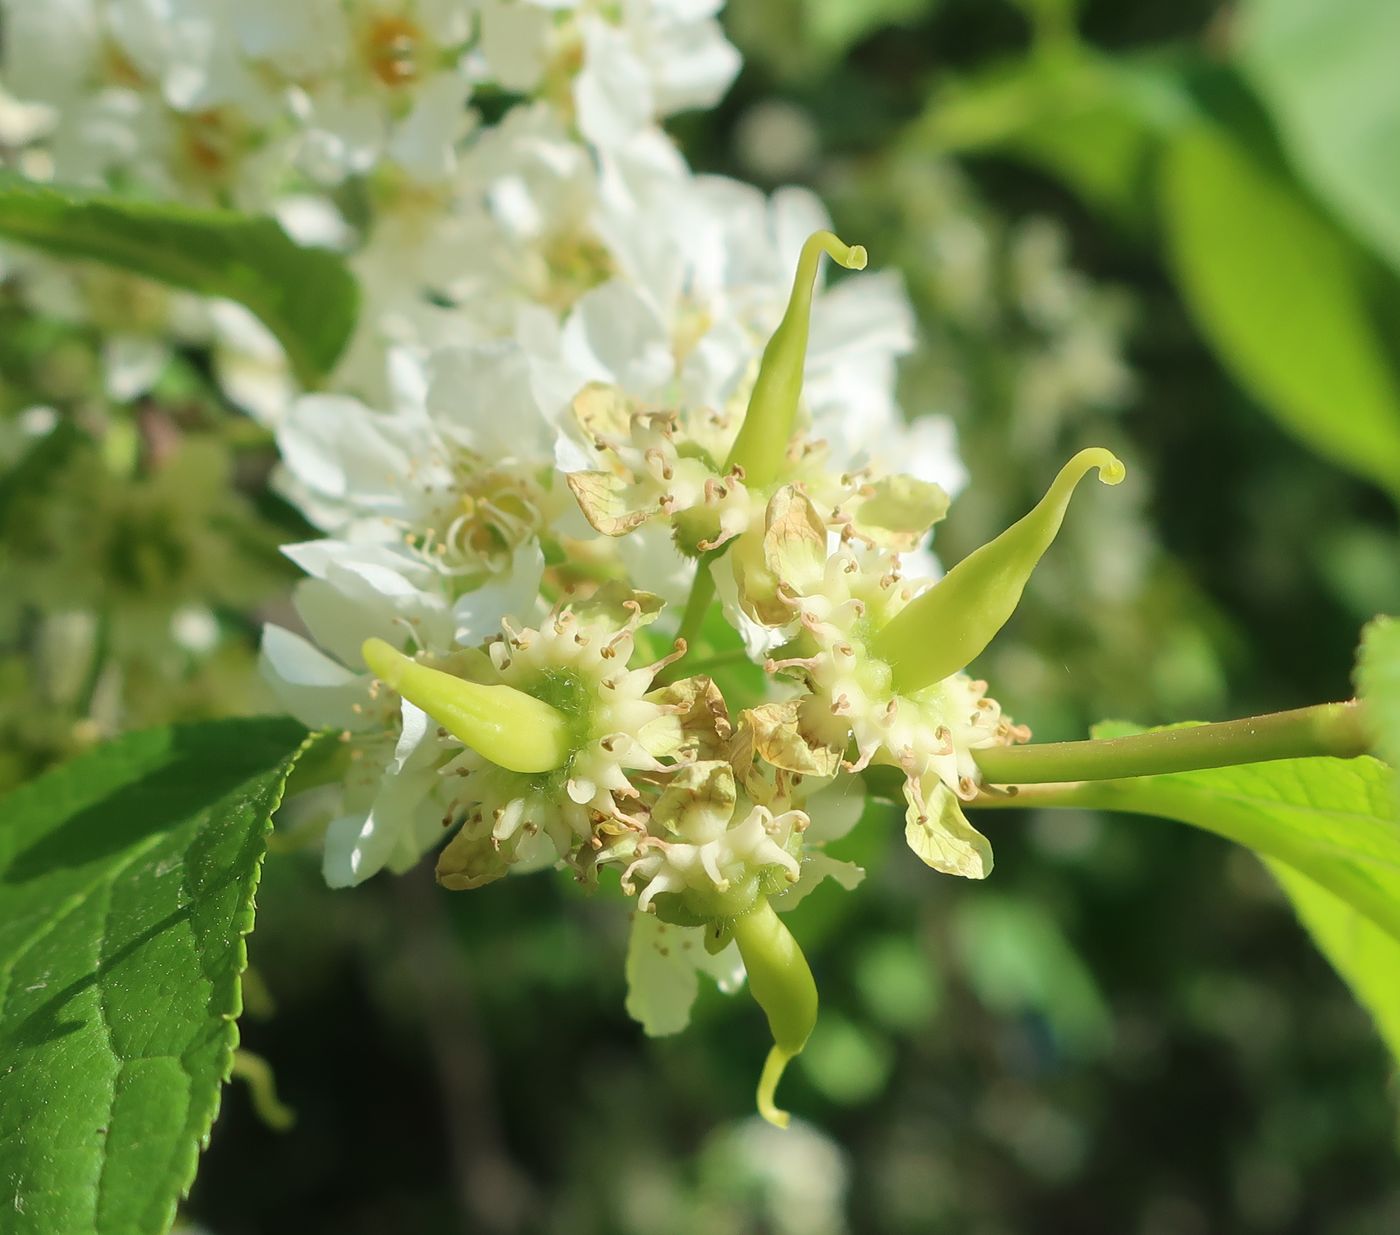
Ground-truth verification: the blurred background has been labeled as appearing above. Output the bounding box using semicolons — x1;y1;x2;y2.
4;0;1400;1231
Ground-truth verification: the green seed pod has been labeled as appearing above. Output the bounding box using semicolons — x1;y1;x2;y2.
872;447;1125;694
729;897;819;1129
361;637;573;774
724;230;867;488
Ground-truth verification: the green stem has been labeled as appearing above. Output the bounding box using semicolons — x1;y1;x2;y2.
657;552;721;685
675;563;717;649
972;701;1371;787
674;648;753;678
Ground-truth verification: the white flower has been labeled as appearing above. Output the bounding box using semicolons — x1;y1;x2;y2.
571;2;740;151
260;623;373;731
0;0;103;108
260;622;467;887
321;697;456;887
434;597;692;888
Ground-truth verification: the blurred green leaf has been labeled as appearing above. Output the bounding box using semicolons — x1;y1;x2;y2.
803;0;938;58
917;48;1195;225
1313;529;1400;620
0;718;309;1235
1160;125;1400;500
798;1010;894;1104
1240;0;1400;279
732;0;940;76
1266;859;1400;1062
0;418;84;526
1009;0;1082;39
853;934;941;1030
0;172;357;387
952;894;1113;1056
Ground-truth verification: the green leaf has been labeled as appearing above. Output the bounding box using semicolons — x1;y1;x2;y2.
0;172;358;387
952;894;1113;1058
0;418;85;526
732;0;940;75
1038;750;1400;1061
1240;0;1400;280
919;48;1196;227
1265;859;1400;1061
1067;755;1400;939
1357;615;1400;771
1160;125;1400;500
799;0;938;60
0;717;310;1235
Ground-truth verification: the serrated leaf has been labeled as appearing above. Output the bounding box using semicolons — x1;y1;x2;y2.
0;717;310;1235
0;172;358;387
1357;616;1400;771
1240;0;1400;280
1160;126;1400;501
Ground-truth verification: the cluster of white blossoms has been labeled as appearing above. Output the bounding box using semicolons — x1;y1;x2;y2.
0;2;1125;1123
260;204;1122;1122
0;0;735;407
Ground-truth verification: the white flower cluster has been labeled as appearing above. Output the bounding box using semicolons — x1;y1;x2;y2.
0;2;1137;1123
0;0;732;409
0;2;932;1030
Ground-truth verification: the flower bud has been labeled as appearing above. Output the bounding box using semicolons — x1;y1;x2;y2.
725;230;867;487
729;897;818;1128
361;637;573;774
872;448;1125;693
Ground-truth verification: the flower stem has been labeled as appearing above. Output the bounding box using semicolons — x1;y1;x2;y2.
675;561;717;650
972;701;1371;787
657;552;722;685
674;648;753;678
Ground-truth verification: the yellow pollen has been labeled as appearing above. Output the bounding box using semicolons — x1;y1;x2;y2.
363;15;424;87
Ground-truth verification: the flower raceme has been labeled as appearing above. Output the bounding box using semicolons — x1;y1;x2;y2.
277;229;1123;1126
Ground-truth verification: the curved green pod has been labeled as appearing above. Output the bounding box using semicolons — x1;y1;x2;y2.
725;230;867;488
361;637;573;774
729;897;819;1128
873;447;1125;694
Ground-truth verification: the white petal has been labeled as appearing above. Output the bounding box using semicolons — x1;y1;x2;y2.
648;18;740;116
258;624;369;730
574;17;652;150
426;341;553;459
292;562;452;666
324;760;442;887
388;72;471;183
103;335;168;402
451;542;546;644
273;194;353;250
322;812;371;888
615;522;694;607
476;0;551;91
624;912;742;1036
560;279;673;397
275;394;412;528
773;853;865;911
803;776;867;843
